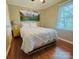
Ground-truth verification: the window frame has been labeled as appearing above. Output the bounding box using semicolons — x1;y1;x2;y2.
56;1;73;31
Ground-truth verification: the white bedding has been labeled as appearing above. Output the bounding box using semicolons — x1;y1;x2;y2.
20;27;58;53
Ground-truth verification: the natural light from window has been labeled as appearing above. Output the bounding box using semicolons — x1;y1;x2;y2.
57;2;73;30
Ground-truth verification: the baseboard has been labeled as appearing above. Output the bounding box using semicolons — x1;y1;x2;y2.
58;37;73;44
6;44;11;57
6;39;12;58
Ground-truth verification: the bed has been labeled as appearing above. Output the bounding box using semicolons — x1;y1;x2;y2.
20;22;58;54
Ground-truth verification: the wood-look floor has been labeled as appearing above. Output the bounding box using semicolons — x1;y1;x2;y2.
7;37;73;59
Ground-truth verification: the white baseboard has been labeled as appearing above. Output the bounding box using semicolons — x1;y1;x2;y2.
58;37;73;44
6;39;12;57
6;45;11;57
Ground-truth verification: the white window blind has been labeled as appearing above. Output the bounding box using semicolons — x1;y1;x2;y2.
57;2;73;30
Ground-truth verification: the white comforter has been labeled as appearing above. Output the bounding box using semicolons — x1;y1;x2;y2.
20;27;57;53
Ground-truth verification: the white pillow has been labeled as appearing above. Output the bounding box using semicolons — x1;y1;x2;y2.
21;21;39;28
21;22;31;28
30;22;38;28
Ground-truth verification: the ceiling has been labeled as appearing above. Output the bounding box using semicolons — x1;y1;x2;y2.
7;0;61;10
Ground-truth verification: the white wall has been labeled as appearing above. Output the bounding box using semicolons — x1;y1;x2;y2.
6;4;12;50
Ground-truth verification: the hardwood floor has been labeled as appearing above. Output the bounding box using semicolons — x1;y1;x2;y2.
7;37;73;59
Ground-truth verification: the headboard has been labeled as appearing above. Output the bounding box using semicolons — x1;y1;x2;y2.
20;10;40;21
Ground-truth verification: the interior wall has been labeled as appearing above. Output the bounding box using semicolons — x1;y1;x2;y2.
40;4;58;28
39;0;73;42
8;4;21;21
6;4;12;50
8;4;39;22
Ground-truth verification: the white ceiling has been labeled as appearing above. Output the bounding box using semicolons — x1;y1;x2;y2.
7;0;61;10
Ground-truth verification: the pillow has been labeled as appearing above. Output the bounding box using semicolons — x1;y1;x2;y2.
21;21;39;28
21;22;31;28
30;22;38;28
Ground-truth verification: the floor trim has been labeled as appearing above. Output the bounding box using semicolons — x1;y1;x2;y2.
6;39;12;58
6;45;11;57
58;37;73;44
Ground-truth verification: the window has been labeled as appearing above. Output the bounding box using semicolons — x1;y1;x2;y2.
57;2;73;30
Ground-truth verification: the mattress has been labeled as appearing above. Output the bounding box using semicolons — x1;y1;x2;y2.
20;27;58;53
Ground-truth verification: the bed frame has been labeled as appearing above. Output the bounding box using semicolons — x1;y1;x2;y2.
27;39;56;55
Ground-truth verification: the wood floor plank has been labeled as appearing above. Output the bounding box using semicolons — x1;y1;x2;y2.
7;37;73;59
